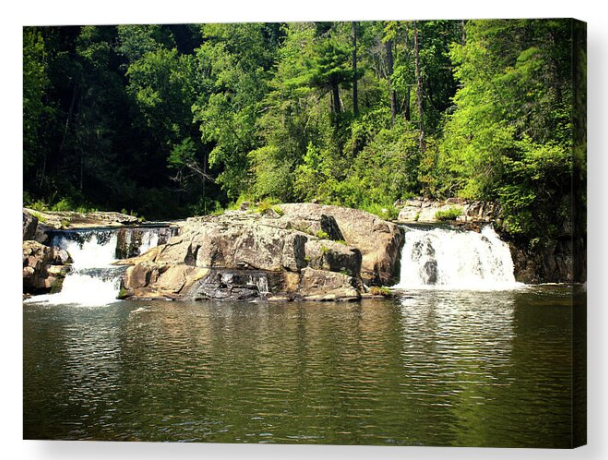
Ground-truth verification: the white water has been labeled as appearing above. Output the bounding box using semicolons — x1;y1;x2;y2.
138;231;159;256
395;225;520;291
26;231;124;306
60;233;118;269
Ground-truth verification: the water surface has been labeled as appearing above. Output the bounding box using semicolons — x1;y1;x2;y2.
23;286;581;447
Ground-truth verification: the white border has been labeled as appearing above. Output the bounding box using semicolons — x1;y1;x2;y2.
3;1;606;459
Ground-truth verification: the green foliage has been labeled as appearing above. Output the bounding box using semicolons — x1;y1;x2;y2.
439;19;576;242
256;197;280;214
23;28;53;174
435;207;463;221
28;200;48;212
51;198;73;212
362;203;400;221
315;230;330;239
30;211;46;223
22;19;583;251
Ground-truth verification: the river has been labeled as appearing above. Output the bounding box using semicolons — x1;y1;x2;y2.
23;286;583;447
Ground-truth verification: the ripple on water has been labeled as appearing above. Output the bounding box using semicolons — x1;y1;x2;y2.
23;288;578;447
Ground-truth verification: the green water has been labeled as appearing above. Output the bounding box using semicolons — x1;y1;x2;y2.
23;286;583;447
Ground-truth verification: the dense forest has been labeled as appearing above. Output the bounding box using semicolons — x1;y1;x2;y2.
23;19;586;247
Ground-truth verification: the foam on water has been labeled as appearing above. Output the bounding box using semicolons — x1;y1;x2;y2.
395;225;521;291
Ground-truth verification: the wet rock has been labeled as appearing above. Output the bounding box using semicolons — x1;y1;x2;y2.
299;268;360;301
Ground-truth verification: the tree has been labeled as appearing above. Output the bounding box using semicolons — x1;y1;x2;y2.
440;19;575;241
192;23;278;200
413;22;426;153
23;27;52;186
352;22;359;117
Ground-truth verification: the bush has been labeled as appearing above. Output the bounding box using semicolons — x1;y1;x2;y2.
362;203;400;221
435;207;462;221
255;197;281;215
28;200;48;212
51;198;73;212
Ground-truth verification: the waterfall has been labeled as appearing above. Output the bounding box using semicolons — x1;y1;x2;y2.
26;227;173;306
395;225;519;290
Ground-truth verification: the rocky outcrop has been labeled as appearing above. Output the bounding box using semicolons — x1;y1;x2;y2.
23;210;38;240
395;197;499;224
509;237;581;284
277;203;404;285
120;204;400;302
22;208;139;231
23;241;71;294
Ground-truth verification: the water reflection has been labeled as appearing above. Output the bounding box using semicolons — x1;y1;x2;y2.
23;287;578;447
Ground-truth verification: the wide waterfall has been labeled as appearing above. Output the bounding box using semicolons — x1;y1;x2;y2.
27;226;175;306
395;224;519;290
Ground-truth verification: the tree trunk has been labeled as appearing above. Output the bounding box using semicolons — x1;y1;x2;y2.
461;20;466;45
404;87;411;121
413;22;426;152
332;81;341;114
59;85;78;153
79;148;84;192
403;24;411;122
385;39;397;125
352;22;359;117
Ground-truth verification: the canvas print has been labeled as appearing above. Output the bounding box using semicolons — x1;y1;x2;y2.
23;19;586;448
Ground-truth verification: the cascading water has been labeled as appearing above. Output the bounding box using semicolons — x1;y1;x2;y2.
27;227;175;306
395;225;519;290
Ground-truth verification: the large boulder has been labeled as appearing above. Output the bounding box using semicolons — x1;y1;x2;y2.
278;203;403;285
23;241;71;294
120;204;399;302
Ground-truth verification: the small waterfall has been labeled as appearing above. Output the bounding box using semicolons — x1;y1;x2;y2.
138;230;159;255
27;226;173;306
395;225;519;290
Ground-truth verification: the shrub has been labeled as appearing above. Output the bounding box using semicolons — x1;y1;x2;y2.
30;211;47;223
28;200;48;212
256;197;280;214
362;203;400;221
51;198;73;212
315;230;330;239
435;207;462;221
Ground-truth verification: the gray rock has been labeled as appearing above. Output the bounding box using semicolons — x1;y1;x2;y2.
23;211;38;240
120;203;402;301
